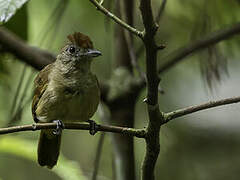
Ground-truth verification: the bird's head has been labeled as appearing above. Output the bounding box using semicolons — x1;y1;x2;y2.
59;32;101;65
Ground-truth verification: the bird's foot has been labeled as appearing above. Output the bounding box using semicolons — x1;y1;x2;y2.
53;120;64;135
87;120;98;135
34;116;39;123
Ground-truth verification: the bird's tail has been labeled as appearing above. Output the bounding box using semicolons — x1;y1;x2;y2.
37;129;61;169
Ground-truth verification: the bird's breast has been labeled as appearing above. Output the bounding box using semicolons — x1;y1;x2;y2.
61;83;100;122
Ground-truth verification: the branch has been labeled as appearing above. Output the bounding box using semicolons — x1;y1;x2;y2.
120;7;146;81
0;122;146;138
158;22;240;74
88;0;143;38
0;27;55;70
164;96;240;122
140;0;159;105
136;0;167;59
139;0;164;180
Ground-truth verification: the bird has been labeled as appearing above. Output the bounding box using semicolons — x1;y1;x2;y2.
32;32;101;168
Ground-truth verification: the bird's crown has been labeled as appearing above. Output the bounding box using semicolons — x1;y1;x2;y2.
67;32;93;49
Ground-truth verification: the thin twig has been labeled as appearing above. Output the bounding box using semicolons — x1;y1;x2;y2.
9;64;27;116
99;0;104;5
126;35;145;79
158;22;240;74
119;0;146;81
0;122;146;138
9;95;33;126
164;96;240;122
9;69;34;125
156;0;167;23
88;0;143;38
92;132;105;180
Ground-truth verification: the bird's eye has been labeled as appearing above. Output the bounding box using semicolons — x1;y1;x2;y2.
69;46;76;54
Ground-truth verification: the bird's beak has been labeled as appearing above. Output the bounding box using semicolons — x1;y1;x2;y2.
85;49;102;58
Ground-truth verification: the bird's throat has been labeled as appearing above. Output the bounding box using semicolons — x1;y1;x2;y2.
55;57;92;78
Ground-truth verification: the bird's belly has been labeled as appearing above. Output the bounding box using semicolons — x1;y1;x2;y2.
35;77;100;123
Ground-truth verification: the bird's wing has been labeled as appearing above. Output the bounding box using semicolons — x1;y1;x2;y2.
32;63;53;122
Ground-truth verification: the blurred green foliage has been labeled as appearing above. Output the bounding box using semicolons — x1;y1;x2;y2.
0;0;240;180
0;136;87;180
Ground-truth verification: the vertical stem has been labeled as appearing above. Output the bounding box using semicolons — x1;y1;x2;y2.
142;106;162;180
139;0;164;179
145;41;159;105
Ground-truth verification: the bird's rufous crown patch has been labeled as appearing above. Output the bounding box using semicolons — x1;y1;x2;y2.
67;32;93;49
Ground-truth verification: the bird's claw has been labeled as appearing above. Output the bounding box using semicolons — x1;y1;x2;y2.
87;120;98;135
53;120;64;135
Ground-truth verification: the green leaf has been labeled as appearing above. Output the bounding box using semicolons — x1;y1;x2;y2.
0;136;87;180
0;0;28;23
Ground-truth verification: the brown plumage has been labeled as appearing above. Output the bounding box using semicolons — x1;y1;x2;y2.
32;32;101;168
32;64;61;169
32;64;53;123
67;32;93;49
37;130;61;168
